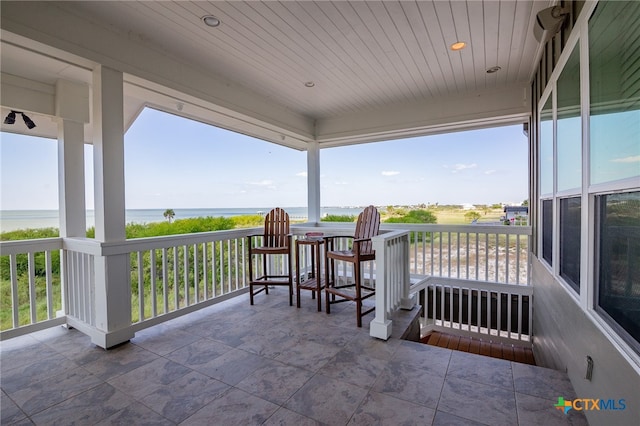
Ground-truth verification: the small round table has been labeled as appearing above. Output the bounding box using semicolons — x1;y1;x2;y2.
295;237;325;311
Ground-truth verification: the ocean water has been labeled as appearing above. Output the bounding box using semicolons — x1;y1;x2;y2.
0;207;365;232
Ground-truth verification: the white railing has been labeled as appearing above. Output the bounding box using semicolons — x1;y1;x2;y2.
1;223;532;347
117;229;253;329
367;224;531;341
411;276;533;346
383;224;531;285
0;238;66;339
369;230;413;339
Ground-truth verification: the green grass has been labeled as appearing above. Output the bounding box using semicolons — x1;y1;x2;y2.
430;208;504;225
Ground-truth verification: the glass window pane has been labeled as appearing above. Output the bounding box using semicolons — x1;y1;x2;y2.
589;2;640;185
557;47;581;191
540;96;554;195
560;197;581;292
597;191;640;349
542;199;553;265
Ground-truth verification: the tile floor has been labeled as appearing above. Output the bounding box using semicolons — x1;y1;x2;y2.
1;287;588;425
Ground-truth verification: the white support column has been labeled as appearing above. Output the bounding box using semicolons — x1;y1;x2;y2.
58;120;86;237
56;79;90;321
57;119;86;321
307;141;321;223
91;65;132;348
93;67;126;242
370;235;392;340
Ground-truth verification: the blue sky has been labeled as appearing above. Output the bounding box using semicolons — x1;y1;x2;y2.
1;108;528;210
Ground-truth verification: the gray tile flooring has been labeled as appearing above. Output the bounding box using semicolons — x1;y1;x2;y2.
1;287;588;425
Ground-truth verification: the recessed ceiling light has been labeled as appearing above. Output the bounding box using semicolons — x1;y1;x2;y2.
202;15;221;27
450;41;466;51
304;81;315;88
486;66;502;74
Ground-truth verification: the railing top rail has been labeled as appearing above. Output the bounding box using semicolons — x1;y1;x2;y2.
372;229;411;241
410;275;533;294
381;223;532;235
0;237;63;255
296;221;531;235
100;227;259;255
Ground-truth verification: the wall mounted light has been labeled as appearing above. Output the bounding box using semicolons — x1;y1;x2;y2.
3;111;16;125
3;110;36;129
22;113;36;129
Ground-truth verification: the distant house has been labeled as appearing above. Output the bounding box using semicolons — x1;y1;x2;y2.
503;206;528;224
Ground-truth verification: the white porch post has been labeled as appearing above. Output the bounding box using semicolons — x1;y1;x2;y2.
91;66;133;348
56;79;89;320
57;119;86;320
58;120;86;237
370;235;393;340
307;141;321;223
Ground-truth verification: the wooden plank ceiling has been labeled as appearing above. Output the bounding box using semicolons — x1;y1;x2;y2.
60;0;551;120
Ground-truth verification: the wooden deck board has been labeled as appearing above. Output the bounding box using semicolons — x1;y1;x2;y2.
502;345;515;361
447;335;461;350
458;337;471;352
436;333;451;348
422;332;535;365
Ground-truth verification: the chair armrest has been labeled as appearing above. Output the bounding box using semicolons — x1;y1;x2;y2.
324;234;354;251
323;235;354;241
353;237;372;243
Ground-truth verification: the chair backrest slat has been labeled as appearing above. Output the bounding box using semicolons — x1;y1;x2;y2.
354;205;380;253
264;207;290;247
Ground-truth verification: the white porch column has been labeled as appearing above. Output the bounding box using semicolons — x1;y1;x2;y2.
91;65;133;348
58;120;86;237
56;79;89;320
307;141;321;223
57;119;86;321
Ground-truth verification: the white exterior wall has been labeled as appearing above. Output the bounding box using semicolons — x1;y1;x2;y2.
530;2;640;423
532;259;639;424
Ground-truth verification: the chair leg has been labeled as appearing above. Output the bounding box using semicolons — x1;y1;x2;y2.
325;258;332;315
288;251;293;306
248;244;255;305
355;263;362;327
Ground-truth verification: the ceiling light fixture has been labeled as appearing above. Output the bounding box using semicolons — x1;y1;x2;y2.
486;66;502;74
3;110;36;129
202;15;221;27
450;41;466;51
304;81;315;88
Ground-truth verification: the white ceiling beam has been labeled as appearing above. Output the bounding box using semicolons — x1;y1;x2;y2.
315;86;530;147
0;73;55;116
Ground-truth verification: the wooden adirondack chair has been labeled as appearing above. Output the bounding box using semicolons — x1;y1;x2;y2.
248;208;293;305
324;205;380;327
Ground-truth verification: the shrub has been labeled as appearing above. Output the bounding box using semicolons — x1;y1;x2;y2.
322;214;356;222
384;209;437;224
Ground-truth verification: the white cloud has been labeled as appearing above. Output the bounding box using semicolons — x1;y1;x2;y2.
484;169;497;175
611;156;640;163
381;171;400;176
453;163;477;171
296;171;307;177
334;181;349;185
249;179;273;186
